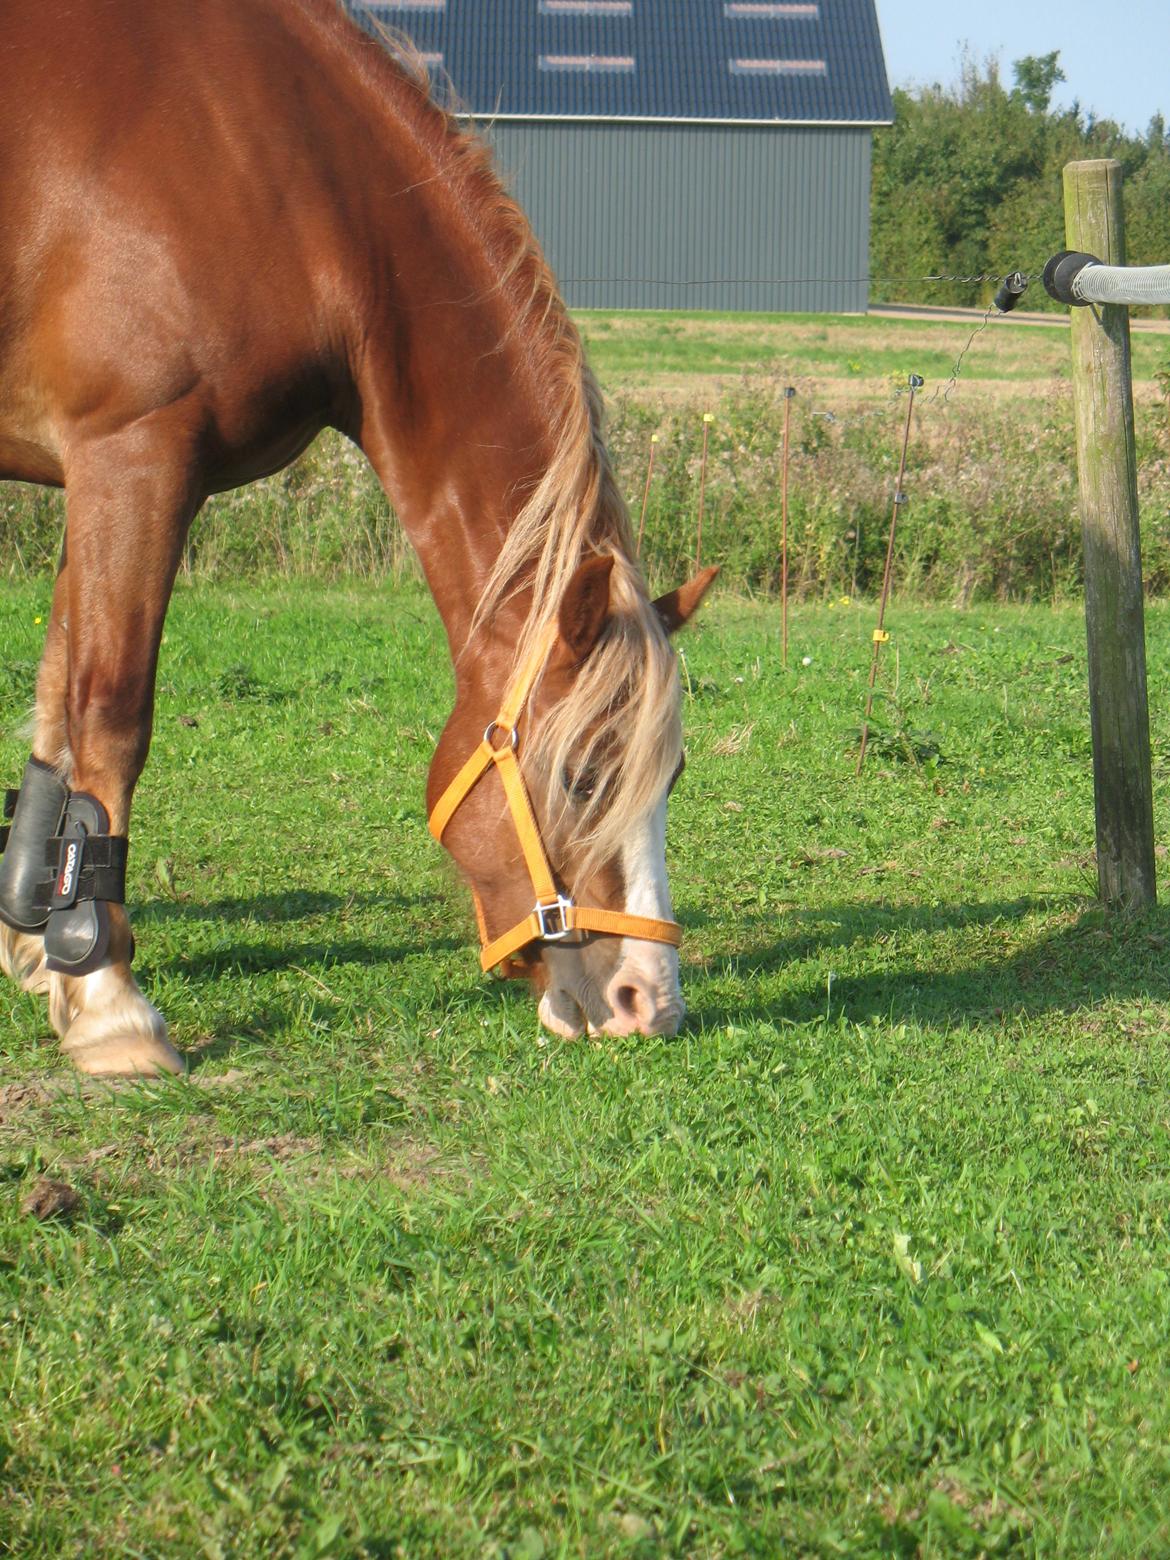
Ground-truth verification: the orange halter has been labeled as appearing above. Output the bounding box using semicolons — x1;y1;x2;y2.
428;625;683;973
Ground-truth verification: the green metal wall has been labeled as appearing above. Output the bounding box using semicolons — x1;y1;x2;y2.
485;121;873;314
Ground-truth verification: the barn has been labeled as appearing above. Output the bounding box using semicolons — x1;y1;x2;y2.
349;0;892;314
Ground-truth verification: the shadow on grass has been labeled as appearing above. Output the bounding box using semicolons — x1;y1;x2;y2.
134;888;444;926
132;889;474;1068
180;999;331;1068
133;888;1170;1048
685;896;1170;1031
154;934;465;985
136;888;469;973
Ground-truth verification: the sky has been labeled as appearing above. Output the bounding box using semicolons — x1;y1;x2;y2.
874;0;1169;137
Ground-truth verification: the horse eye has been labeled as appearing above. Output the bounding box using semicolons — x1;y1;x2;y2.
561;765;597;803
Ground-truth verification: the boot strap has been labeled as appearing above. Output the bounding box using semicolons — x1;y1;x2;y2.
31;833;129;914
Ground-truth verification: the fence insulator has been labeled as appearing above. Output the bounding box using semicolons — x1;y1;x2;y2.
1044;250;1170;307
993;272;1028;313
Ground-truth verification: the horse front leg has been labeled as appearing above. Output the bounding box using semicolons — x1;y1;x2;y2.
6;431;196;1076
0;561;71;996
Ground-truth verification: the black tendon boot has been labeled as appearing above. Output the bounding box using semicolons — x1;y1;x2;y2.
43;793;129;976
0;757;68;932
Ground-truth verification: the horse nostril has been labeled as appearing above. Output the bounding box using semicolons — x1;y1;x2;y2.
608;979;664;1029
612;981;655;1028
604;968;682;1036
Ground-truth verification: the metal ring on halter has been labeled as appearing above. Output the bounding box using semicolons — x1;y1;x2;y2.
483;721;519;751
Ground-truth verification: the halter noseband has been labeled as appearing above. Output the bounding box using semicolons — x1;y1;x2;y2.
428;624;683;973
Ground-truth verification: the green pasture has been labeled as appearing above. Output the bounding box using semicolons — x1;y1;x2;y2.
4;580;1170;1556
575;308;1170;391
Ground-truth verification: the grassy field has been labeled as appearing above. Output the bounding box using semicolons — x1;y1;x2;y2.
4;580;1170;1556
575;308;1170;395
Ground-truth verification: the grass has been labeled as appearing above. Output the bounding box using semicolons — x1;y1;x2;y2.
575;308;1170;393
5;580;1170;1555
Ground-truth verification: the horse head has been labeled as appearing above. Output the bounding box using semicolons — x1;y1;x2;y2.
429;556;717;1039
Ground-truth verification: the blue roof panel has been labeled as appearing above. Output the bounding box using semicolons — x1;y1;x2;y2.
351;0;892;124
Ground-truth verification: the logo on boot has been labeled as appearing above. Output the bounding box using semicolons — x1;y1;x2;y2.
56;840;80;903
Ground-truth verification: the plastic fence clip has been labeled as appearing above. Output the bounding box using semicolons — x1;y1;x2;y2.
784;386;796;400
908;374;925;390
872;629;890;644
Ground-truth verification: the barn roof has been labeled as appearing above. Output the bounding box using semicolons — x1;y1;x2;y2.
350;0;892;126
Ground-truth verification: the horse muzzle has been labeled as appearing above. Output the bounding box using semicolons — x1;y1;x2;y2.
538;937;684;1039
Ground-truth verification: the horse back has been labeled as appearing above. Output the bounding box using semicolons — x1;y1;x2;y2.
0;0;408;485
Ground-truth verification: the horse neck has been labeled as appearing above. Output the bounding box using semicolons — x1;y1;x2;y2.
345;91;602;666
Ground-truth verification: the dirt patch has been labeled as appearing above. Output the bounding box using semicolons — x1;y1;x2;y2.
334;1136;485;1196
880;1475;1032;1533
188;1068;255;1091
133;1128;319;1176
0;1067;252;1128
0;1081;55;1125
381;1139;458;1192
129;1125;478;1196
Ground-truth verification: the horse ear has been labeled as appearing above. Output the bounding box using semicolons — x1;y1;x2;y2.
557;553;615;662
652;565;719;635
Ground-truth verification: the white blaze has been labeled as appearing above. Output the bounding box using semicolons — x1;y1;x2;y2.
621;794;674;923
604;795;683;1035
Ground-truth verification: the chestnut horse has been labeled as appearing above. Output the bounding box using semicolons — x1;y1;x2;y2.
0;0;715;1077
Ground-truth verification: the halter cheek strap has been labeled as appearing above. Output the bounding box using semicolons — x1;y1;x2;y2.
428;626;682;973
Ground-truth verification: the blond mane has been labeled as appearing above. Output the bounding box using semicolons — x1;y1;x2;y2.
337;4;683;877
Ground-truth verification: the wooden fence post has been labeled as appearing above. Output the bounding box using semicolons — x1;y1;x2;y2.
1064;158;1156;910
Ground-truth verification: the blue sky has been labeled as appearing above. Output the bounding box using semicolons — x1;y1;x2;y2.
874;0;1169;137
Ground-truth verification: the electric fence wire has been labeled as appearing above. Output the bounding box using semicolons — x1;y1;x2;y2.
801;301;996;435
562;269;1045;290
929;298;1000;404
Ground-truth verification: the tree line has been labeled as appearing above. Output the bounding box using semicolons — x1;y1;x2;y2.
870;53;1170;310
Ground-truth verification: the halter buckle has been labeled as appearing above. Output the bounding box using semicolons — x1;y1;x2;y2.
534;894;574;941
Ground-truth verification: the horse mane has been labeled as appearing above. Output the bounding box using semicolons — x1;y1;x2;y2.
338;4;683;878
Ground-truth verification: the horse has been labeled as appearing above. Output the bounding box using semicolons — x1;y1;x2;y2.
0;0;716;1078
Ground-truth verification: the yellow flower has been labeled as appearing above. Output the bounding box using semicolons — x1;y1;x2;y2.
33;616;42;625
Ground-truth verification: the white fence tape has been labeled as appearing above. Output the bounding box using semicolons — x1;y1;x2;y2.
1044;250;1170;307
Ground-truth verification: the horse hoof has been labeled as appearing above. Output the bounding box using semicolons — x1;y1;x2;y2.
58;997;185;1078
62;1027;186;1078
0;924;51;994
